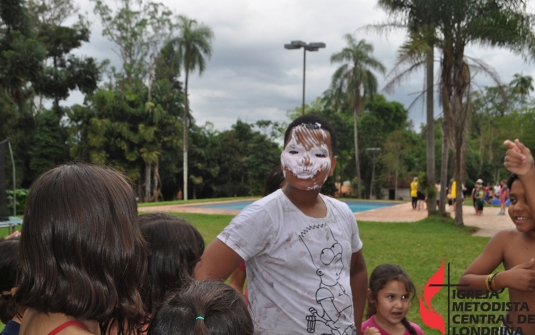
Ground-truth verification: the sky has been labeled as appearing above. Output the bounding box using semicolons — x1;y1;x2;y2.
70;0;535;132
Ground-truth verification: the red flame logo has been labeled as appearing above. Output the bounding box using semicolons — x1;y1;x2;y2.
419;260;446;335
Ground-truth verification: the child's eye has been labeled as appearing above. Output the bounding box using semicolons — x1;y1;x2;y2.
315;153;327;158
402;295;410;300
510;198;517;204
289;150;299;155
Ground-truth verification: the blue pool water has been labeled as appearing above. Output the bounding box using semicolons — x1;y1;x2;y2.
189;200;397;213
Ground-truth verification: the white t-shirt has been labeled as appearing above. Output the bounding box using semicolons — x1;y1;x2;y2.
494;185;501;196
218;189;363;335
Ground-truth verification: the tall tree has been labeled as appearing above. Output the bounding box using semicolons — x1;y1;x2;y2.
375;0;439;214
510;73;534;111
167;15;214;201
437;0;535;226
329;34;385;198
91;0;175;88
376;0;535;225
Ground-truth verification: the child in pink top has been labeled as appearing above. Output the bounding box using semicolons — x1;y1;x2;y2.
362;264;424;335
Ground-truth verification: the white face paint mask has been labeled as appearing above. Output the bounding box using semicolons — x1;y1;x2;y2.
280;123;332;190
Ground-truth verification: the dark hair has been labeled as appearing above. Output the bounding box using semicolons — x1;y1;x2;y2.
263;166;285;196
0;236;19;324
147;280;254;335
139;213;205;317
15;163;147;335
366;264;417;335
284;114;337;155
507;174;518;190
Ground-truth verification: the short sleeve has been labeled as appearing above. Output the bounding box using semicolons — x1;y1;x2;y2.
217;201;273;261
323;196;362;253
350;212;363;253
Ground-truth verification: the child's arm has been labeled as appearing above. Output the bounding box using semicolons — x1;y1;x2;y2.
228;265;246;295
504;139;535;216
350;250;367;335
195;239;244;281
458;231;535;292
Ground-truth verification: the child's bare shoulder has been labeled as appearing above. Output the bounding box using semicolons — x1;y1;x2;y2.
495;229;535;267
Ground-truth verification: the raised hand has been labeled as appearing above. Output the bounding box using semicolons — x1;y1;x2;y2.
504;139;535;177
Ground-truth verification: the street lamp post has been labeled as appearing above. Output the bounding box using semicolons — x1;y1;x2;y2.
284;41;326;115
366;147;381;199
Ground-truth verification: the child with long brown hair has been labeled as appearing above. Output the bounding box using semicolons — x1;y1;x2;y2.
15;163;147;335
363;264;424;335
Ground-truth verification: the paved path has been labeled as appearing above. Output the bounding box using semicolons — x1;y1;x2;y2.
140;200;515;237
353;202;515;237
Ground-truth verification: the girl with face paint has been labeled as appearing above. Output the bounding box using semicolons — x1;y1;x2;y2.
196;115;367;335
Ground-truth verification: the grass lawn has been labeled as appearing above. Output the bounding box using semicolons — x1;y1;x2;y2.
162;212;507;335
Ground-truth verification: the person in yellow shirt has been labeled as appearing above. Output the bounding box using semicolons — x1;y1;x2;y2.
410;177;418;210
449;179;466;211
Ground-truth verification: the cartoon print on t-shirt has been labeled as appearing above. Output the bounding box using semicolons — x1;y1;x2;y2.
299;223;355;335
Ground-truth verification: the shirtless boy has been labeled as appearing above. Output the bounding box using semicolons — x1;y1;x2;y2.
459;139;535;334
195;114;367;335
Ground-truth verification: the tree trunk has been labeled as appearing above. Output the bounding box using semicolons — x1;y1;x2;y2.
395;168;398;200
426;46;436;215
439;120;449;214
354;101;362;199
183;68;189;201
425;47;437;215
452;57;470;227
144;163;151;202
152;159;159;200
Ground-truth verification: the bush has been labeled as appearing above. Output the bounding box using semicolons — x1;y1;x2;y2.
6;189;28;216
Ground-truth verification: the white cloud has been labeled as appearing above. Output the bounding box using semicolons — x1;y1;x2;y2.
66;0;535;133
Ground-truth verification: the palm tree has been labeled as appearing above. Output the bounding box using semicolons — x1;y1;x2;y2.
510;73;534;111
329;35;386;198
375;0;441;215
376;0;535;226
437;0;535;226
377;27;440;214
171;15;214;201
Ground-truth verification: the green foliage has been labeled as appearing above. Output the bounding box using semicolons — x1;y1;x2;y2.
6;189;28;215
329;34;386;198
29;108;70;179
34;20;101;108
209;120;280;198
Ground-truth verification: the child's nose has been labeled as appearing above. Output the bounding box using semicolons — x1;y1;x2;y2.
302;155;312;166
514;200;527;212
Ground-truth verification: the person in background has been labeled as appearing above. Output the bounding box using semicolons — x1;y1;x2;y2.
494;181;501;204
498;179;510;215
435;180;441;207
410;177;418;210
474;180;485;216
0;235;22;335
139;213;205;319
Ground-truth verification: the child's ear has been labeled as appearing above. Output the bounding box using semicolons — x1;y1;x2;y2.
328;156;337;177
367;288;373;300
